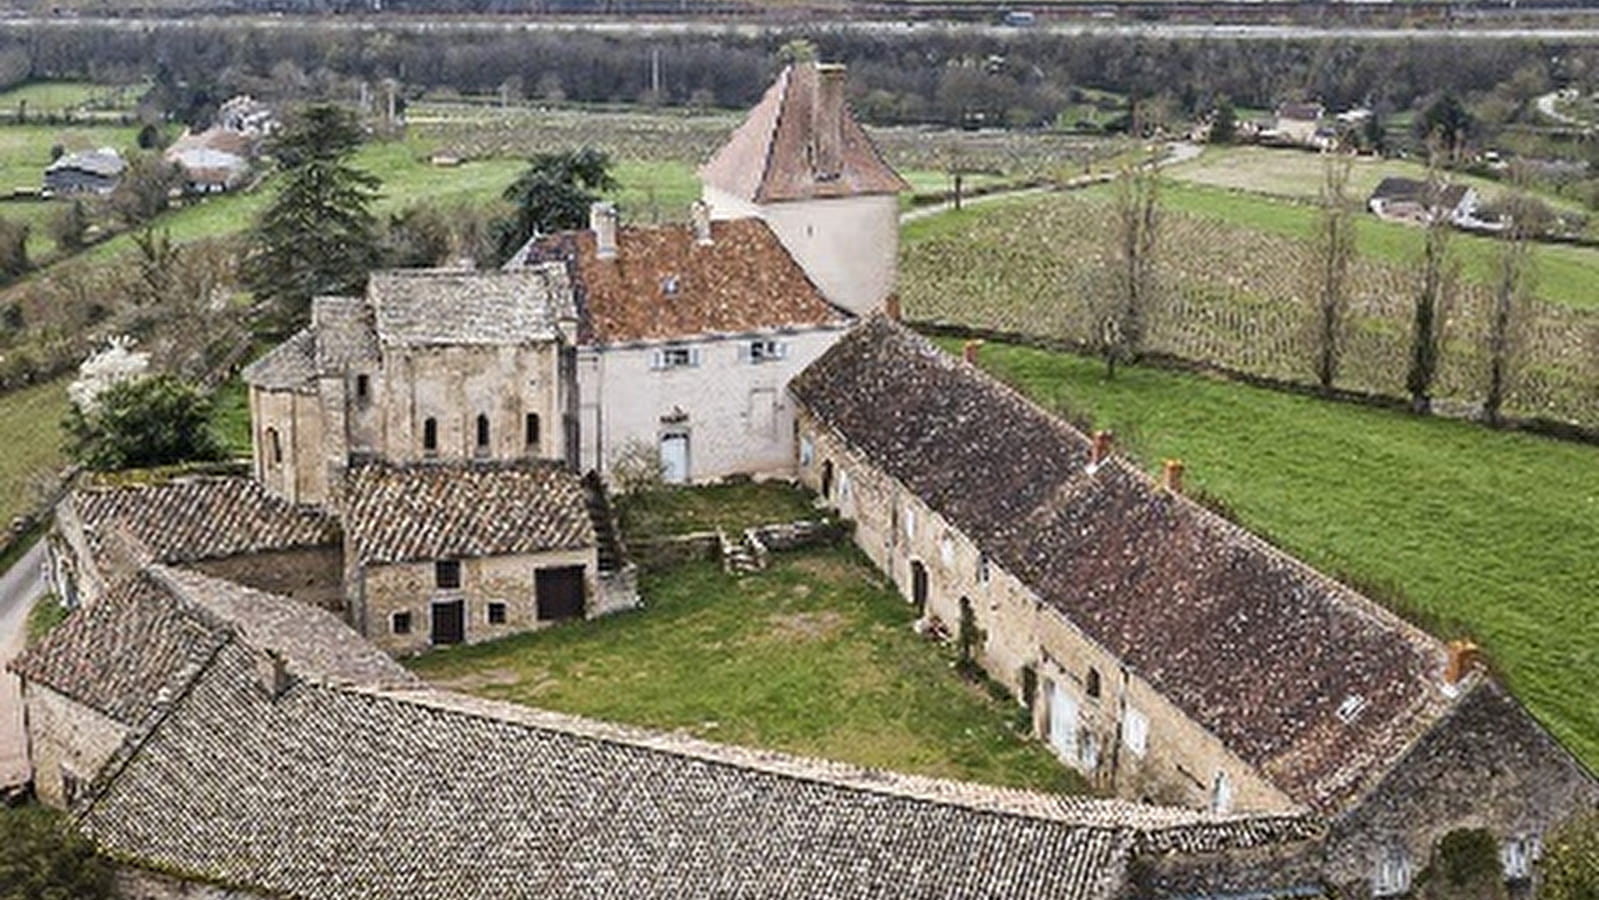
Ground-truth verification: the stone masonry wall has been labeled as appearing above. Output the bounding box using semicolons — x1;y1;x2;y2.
189;547;344;614
24;682;127;808
794;406;1291;816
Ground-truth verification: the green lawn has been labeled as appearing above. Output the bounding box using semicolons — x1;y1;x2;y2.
619;480;820;539
1150;179;1599;311
0;81;138;115
410;545;1082;794
943;338;1599;770
0;377;68;526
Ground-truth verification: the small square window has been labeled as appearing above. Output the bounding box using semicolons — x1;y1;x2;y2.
749;339;785;363
487;602;506;625
656;347;695;369
392;611;412;635
435;560;462;590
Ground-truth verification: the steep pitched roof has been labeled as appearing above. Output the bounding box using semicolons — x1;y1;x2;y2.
700;63;908;204
66;475;340;567
78;637;1316;900
343;460;595;566
368;266;574;347
790;319;1455;814
516;218;850;344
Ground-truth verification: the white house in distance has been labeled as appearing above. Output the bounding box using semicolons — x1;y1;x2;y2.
699;61;908;319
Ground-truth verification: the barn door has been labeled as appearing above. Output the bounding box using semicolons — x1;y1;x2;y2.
660;433;689;484
1048;681;1079;759
431;600;465;646
536;566;586;621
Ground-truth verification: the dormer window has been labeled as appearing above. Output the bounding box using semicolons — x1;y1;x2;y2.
661;274;680;296
1337;694;1368;723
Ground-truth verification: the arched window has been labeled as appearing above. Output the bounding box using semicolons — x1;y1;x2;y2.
265;427;282;465
525;412;540;447
476;414;490;450
423;418;438;455
1085;667;1102;700
820;460;834;499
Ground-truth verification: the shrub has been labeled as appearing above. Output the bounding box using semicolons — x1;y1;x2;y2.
0;804;114;900
63;373;223;471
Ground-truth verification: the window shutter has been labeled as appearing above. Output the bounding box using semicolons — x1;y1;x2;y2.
737;342;749;363
690;347;702;367
776;341;789;360
651;349;665;370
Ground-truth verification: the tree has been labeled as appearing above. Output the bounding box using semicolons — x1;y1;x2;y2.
381;204;454;269
1541;810;1599;900
0;215;29;283
47;199;90;254
1416;829;1509;900
109;152;181;227
0;805;114;900
64;372;222;471
1418;93;1475;160
1209;97;1237;144
491;149;617;265
1405;149;1458;414
1483;169;1537;427
242;104;381;332
136;122;165;151
1099;165;1160;379
1309;154;1356;391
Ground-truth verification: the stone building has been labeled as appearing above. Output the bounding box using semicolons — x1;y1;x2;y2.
700;61;907;318
512;204;853;481
11;556;1320;898
789;318;1599;897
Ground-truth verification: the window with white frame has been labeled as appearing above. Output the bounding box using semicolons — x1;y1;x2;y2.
748;339;787;363
1501;835;1539;882
1122;706;1149;756
1372;845;1412;897
1209;771;1233;814
799;435;814;467
652;346;699;370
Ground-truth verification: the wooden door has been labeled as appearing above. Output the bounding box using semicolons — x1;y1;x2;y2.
536;566;586;621
660;433;689;484
431;600;465;646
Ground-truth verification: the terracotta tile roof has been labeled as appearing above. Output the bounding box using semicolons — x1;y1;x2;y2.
790;319;1455;814
67;475;340;566
700;63;908;204
368;266;574;347
344;460;595;566
518;219;849;344
78;639;1317;899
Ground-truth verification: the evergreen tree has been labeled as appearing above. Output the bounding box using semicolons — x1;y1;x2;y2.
243;104;380;333
1209;97;1237;144
491;149;617;265
63;372;222;471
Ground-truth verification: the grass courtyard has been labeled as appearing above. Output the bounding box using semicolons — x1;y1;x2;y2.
410;544;1082;794
941;338;1599;770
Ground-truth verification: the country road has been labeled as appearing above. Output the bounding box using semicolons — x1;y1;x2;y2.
0;540;47;790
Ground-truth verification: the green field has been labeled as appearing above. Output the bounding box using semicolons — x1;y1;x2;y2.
410;544;1081;793
944;338;1599;770
0;377;68;526
0;81;139;115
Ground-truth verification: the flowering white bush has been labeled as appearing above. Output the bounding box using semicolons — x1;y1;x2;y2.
68;336;150;413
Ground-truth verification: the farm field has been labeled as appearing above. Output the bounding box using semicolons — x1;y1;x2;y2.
0;81;140;117
0;122;147;258
0;376;68;526
411;544;1082;795
942;337;1599;771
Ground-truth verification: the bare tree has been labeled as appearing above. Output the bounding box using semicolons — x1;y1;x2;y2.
1099;164;1160;379
1406;145;1459;414
1483;166;1538;426
1309;154;1356;392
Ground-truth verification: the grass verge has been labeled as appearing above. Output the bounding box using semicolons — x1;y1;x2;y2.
409;545;1083;794
943;337;1599;770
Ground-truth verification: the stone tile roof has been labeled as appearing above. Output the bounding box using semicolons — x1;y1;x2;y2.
790;318;1455;814
517;219;850;344
368;266;574;347
242;328;317;390
344;460;595;566
67;475;340;566
7;571;221;725
243;296;383;391
79;640;1316;899
700;63;908;204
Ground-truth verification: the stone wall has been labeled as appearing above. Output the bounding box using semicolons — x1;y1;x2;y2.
23;683;127;808
794;406;1291;816
357;547;599;656
249;386;325;506
189;546;343;614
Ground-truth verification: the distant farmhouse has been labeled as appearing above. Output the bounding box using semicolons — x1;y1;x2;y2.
8;62;1597;899
164;95;275;194
1367;175;1500;231
43;146;124;196
1270;101;1335;148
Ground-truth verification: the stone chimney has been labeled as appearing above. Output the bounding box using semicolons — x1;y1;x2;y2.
255;649;290;701
1162;459;1185;494
811;63;846;181
691;200;713;246
1444;639;1481;685
962;340;984;365
590;202;618;260
1089;430;1114;470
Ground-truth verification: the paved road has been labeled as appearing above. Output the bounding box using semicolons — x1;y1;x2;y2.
0;540;47;790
